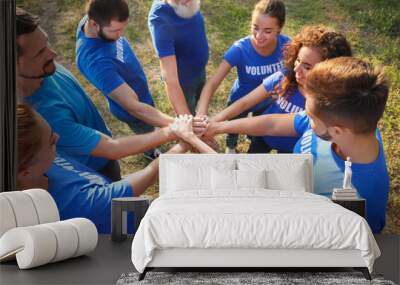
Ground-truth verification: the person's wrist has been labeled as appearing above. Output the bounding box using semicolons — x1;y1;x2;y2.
211;113;222;123
178;140;190;152
164;126;176;140
183;131;197;142
208;121;220;136
196;110;206;117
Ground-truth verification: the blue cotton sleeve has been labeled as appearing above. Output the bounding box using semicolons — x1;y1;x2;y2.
148;18;175;58
223;42;242;67
364;174;389;233
293;111;310;136
262;71;285;93
43;114;102;156
86;58;125;95
356;131;390;233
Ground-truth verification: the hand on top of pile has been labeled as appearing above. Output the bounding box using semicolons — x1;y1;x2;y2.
170;114;195;140
170;114;218;141
194;114;219;138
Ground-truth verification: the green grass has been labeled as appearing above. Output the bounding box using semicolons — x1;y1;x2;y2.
17;0;400;234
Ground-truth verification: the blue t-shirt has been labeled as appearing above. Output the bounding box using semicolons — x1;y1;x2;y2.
224;35;290;111
76;16;154;123
47;154;134;234
293;111;390;233
261;71;304;152
148;0;209;87
25;63;111;171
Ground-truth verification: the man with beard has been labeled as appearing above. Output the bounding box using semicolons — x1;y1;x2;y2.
148;0;209;115
16;8;180;182
76;0;174;160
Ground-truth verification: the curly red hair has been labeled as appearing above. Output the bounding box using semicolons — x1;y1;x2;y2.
280;25;352;97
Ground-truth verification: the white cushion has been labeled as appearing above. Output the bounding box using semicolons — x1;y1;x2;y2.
167;162;210;191
0;219;97;269
0;190;98;269
66;218;98;257
238;159;309;192
0;192;39;227
211;169;268;191
266;163;308;191
0;196;17;237
0;225;57;269
24;189;60;224
167;160;236;192
236;169;267;189
42;221;79;262
0;190;59;238
211;168;236;190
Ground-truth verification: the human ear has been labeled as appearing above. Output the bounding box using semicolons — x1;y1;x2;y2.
88;19;99;30
330;126;345;137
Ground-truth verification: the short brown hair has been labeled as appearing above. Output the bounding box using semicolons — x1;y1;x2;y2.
305;57;389;134
252;0;286;28
17;104;42;172
16;8;40;55
282;25;352;96
86;0;129;27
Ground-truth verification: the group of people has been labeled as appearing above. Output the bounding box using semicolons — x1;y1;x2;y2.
15;0;390;234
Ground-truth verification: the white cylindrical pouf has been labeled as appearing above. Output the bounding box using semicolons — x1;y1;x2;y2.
0;226;57;269
67;218;98;257
0;196;17;237
1;192;39;227
24;189;60;224
42;221;79;262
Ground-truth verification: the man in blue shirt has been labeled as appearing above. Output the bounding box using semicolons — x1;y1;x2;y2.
148;0;209;115
76;0;174;160
199;57;390;233
16;8;178;182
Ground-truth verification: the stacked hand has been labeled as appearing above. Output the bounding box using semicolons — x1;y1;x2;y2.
193;115;209;136
170;114;195;140
170;114;220;153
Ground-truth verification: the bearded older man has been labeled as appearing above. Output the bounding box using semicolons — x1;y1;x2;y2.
148;0;209;115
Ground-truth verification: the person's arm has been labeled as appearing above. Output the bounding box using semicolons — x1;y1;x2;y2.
160;55;191;115
207;113;297;137
78;143;189;220
79;57;174;127
123;142;189;196
109;83;174;127
196;60;232;116
212;84;270;122
91;127;176;160
183;134;217;154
